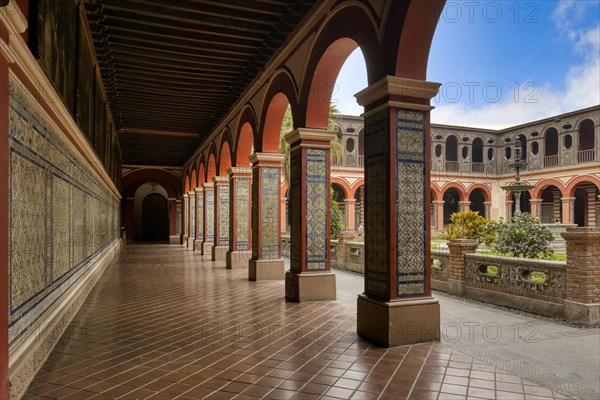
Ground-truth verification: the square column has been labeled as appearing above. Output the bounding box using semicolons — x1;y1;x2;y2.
194;187;204;251
530;199;542;221
344;198;357;231
459;201;471;212
249;153;285;280
212;176;230;261
484;201;492;219
201;183;215;256
226;167;252;268
183;193;189;246
354;76;441;347
561;197;575;224
187;190;196;248
433;200;444;232
284;128;337;302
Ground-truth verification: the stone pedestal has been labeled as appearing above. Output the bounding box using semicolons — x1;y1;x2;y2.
248;153;285;280
354;75;441;346
212;176;229;261
194;186;204;251
187;190;196;248
447;239;479;296
226;167;252;268
284;129;337;302
201;183;214;256
562;227;600;326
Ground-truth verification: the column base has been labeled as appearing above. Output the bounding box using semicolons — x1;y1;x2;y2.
249;258;285;281
183;235;189;246
194;240;203;251
202;242;213;256
357;294;440;347
187;237;195;248
285;271;336;302
564;300;600;326
226;251;252;269
212;245;228;261
447;279;465;296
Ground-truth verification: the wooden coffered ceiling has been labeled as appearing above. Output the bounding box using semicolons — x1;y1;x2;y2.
84;0;316;166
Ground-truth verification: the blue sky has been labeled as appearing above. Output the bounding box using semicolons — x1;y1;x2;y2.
333;0;600;129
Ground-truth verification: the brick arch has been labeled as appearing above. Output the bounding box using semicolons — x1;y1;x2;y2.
430;182;442;201
440;183;467;201
531;179;567;199
300;4;379;128
218;129;233;175
184;175;190;193
349;178;365;198
206;143;218;182
190;170;197;190
197;154;206;185
566;175;600;197
233;105;258;162
467;184;491;202
258;69;299;153
331;177;352;198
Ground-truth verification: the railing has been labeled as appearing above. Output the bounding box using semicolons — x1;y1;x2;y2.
358;155;364;168
544;155;559;168
471;162;485;173
578;149;595;164
445;161;459;172
431;249;450;282
464;253;566;301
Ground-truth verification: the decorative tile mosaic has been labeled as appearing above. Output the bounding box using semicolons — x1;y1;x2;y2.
396;109;426;297
363;109;389;297
196;193;203;241
217;185;229;245
184;197;189;236
305;149;328;271
289;151;302;270
260;167;280;259
205;189;214;242
175;203;181;235
8;80;119;344
189;196;196;239
234;178;250;251
252;169;259;258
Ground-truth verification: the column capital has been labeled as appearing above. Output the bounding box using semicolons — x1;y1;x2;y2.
249;152;285;166
194;186;203;193
187;190;195;196
561;197;576;201
212;175;228;184
432;200;445;205
343;198;356;204
203;182;214;190
226;166;252;177
284;128;336;147
458;201;471;205
176;199;182;204
355;75;441;111
183;193;189;198
529;198;542;204
483;201;493;205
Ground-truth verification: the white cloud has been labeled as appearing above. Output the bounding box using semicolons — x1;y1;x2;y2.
432;6;600;129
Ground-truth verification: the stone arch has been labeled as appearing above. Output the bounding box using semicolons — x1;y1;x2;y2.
330;177;352;199
349;178;365;198
258;69;299;153
467;184;491;202
190;170;197;190
300;4;379;128
206;144;217;182
531;179;567;199
134;183;170;242
218;130;233;175
235;120;255;167
440;182;467;200
566;175;600;197
197;154;206;185
184;175;190;193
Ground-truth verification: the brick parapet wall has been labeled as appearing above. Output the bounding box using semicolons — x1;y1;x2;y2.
562;227;600;304
447;239;479;281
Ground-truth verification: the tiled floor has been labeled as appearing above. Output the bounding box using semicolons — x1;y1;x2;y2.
24;245;572;399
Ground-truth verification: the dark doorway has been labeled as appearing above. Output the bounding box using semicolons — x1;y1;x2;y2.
574;192;586;227
469;189;486;217
142;193;169;241
443;188;460;225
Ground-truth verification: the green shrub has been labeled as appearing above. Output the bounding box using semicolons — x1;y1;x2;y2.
330;186;344;240
492;213;554;259
443;210;496;246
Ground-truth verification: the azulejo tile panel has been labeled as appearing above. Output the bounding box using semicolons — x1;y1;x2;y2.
363;109;389;297
184;197;189;236
8;80;119;344
205;190;214;242
196;193;203;241
252;169;260;258
396;109;426;297
261;167;280;259
305;149;328;271
190;196;196;238
235;178;250;251
289;150;302;268
218;185;229;245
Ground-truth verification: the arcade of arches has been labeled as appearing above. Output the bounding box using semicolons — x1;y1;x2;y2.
0;1;598;400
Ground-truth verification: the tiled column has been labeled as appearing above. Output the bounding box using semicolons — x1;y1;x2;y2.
484;201;492;219
562;227;600;325
176;198;182;241
284;129;336;302
561;197;575;224
530;199;542;221
249;153;285;280
187;191;196;248
201;183;215;256
354;76;441;347
183;193;189;246
194;187;204;251
212;176;229;261
459;200;470;212
433;200;444;232
344;198;356;231
226;167;252;268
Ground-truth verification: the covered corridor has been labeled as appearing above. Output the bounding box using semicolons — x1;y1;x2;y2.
22;245;595;400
